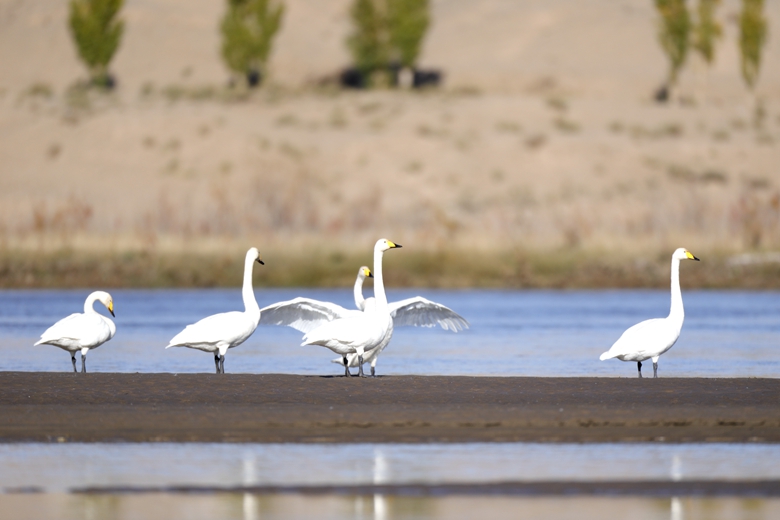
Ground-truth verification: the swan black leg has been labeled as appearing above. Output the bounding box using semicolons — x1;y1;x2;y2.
343;356;351;377
219;355;225;374
371;366;376;377
71;353;77;373
358;355;365;377
637;361;643;378
81;354;87;374
214;354;220;374
653;361;658;378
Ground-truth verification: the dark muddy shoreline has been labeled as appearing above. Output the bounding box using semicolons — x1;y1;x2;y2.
1;373;777;443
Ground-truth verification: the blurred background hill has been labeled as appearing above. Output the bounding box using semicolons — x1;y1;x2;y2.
1;0;779;288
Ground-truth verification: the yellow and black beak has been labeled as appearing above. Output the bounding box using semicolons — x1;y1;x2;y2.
256;258;265;265
368;270;374;278
685;250;700;261
388;241;402;249
108;302;115;317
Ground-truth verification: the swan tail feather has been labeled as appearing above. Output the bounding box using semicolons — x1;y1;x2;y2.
599;351;616;361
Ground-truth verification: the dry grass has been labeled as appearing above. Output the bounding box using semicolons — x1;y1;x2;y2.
2;245;780;289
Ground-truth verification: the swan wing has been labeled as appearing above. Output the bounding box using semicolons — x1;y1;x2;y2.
167;311;254;348
36;313;114;349
388;297;470;332
302;315;380;350
601;318;679;361
259;298;360;333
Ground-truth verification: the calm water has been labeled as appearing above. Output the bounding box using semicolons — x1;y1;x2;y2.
4;495;778;520
2;443;779;520
1;289;778;377
2;442;780;492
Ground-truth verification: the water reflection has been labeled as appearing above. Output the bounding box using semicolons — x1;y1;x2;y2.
373;448;388;520
671;496;683;520
2;494;778;520
2;443;779;492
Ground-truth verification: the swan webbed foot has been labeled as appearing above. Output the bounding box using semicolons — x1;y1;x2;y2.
358;355;365;377
214;353;220;373
219;355;225;374
71;354;77;373
637;361;643;378
653;361;658;378
81;354;87;374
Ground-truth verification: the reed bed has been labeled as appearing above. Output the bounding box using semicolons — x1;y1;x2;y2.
1;243;779;289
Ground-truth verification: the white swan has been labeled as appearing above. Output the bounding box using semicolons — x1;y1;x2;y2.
259;266;371;336
599;248;699;378
336;268;469;376
300;239;401;377
260;259;469;376
34;291;116;373
166;247;264;373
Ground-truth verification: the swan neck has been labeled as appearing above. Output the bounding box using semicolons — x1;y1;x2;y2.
242;254;260;320
373;248;388;311
669;256;684;321
84;292;99;314
354;276;366;310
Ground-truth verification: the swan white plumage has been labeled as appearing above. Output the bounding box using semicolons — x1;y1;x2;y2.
336;268;469;375
300;239;401;377
259;266;372;336
34;291;116;373
166;247;264;373
599;248;699;378
260;259;469;376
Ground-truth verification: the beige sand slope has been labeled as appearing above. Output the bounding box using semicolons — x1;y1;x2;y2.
0;0;779;256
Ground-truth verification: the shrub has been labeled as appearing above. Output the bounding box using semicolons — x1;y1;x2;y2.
68;0;124;88
221;0;285;87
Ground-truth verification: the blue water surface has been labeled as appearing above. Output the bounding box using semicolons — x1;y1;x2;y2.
1;289;778;377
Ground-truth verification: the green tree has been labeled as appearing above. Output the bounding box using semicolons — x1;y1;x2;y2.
387;0;430;69
692;0;722;65
346;0;431;87
68;0;124;88
655;0;691;91
347;0;389;84
739;0;768;90
221;0;285;87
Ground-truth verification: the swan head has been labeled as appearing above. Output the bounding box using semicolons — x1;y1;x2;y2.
247;247;265;265
358;266;373;280
673;248;700;261
95;291;115;317
375;238;402;252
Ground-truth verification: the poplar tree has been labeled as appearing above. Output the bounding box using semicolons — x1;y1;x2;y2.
655;0;691;95
221;0;285;87
738;0;768;91
387;0;430;69
347;0;388;84
68;0;124;88
692;0;722;66
347;0;430;87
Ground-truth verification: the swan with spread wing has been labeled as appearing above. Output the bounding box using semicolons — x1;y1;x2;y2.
259;246;469;376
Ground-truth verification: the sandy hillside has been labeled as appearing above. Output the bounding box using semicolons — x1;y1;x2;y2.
0;0;779;259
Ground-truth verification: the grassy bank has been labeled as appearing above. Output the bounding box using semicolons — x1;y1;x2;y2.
1;247;779;289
